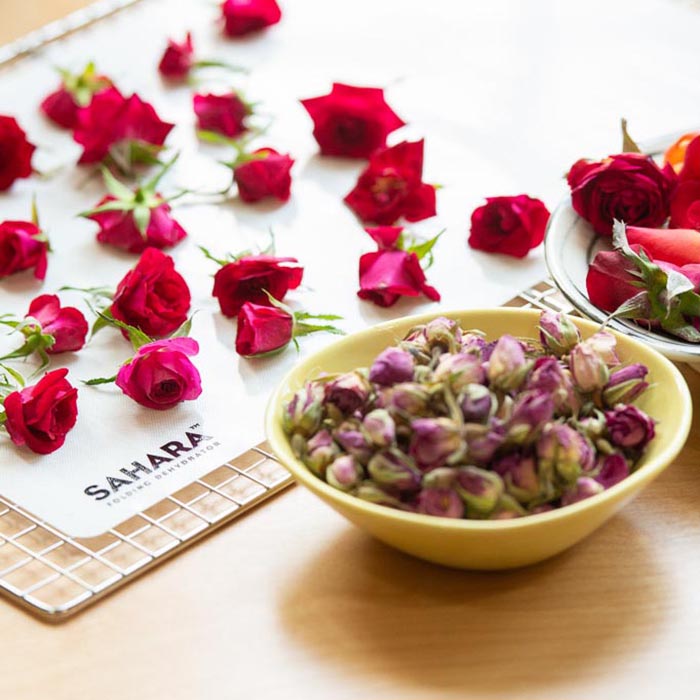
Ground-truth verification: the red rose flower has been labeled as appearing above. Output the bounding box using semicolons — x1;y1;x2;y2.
115;337;202;411
586;249;643;313
212;255;303;317
0;116;35;191
110;248;190;337
158;32;195;80
567;153;676;236
678;135;700;182
670;180;700;229
3;369;78;454
221;0;281;37
25;295;88;353
235;302;293;356
366;225;403;249
193;92;250;138
344;140;436;224
85;196;187;253
41;89;81;130
0;220;48;280
300;83;405;158
233;148;294;202
73;87;174;165
468;195;550;258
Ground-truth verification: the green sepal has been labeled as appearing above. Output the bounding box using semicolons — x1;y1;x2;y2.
83;375;118;386
133;205;151;236
170;314;195;338
0;363;26;389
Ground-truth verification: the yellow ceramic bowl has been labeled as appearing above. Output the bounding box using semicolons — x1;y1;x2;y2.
265;308;692;570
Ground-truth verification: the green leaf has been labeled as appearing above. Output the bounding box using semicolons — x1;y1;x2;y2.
133;205;151;237
405;229;445;269
294;312;344;321
83;375;118;386
101;166;135;201
621;118;642;154
90;312;113;338
171;315;194;338
0;363;25;388
294;323;345;337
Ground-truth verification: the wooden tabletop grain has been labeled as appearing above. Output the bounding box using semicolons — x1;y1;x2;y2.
3;3;700;699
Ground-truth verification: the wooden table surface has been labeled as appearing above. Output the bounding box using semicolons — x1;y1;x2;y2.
3;2;700;699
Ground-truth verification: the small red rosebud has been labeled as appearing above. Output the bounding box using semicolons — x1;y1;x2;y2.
233;148;294;203
0;116;35;191
235;302;293;357
193;92;250;138
221;0;281;37
158;32;195;80
25;294;88;353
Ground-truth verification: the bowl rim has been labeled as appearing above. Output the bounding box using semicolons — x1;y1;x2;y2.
265;307;692;532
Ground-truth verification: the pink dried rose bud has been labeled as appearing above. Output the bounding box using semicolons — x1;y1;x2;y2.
25;294;88;354
569;342;610;392
487;335;530;392
369;347;415;386
461;332;488;355
605;405;655;449
416;488;465;518
594;453;630;488
537;423;595;485
421;467;457;490
302;429;338;477
585;331;620;366
525;356;580;415
602;363;649;406
362;409;396;447
538;311;581;356
560;477;605;506
409;417;466;471
433;352;485;391
492;452;540;504
506;390;554;444
283;383;324;437
489;494;527;519
334;421;373;463
324;371;371;414
425;317;463;353
326;455;364;492
367;448;422;492
354;481;407;509
376;382;431;417
454;466;504;515
459;384;497;424
466;426;505;464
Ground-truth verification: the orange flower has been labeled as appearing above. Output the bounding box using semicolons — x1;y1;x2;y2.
664;131;700;172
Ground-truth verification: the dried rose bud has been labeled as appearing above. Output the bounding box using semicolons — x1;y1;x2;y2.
421;467;457;489
537;423;595;485
594;453;630;488
362;408;396;447
303;429;339;477
326;455;364;491
409;417;466;470
526;356;580;415
576;413;606;440
493;452;540;504
369;347;415;386
355;481;407;509
569;342;610;392
460;384;497;424
367;448;422;491
334;421;373;463
433;352;486;391
377;382;431;417
467;424;505;464
560;477;604;506
416;488;465;518
487;335;530;392
538;310;581;356
324;371;371;414
605;405;655;449
425;316;462;353
602;363;649;406
586;331;620;366
460;331;488;356
506;390;554;444
489;493;527;519
283;382;324;437
454;465;504;515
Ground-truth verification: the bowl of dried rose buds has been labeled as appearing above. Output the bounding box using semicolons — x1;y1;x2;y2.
266;308;691;569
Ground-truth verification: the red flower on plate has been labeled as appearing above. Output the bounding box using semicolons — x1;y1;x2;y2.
0;220;48;280
25;295;88;353
193;92;250;138
468;195;550;258
300;83;405;159
158;33;195;80
344;140;436;224
233;148;294;202
235;302;293;356
110;248;191;337
73;87;174;166
221;0;281;37
0;116;35;191
3;369;78;454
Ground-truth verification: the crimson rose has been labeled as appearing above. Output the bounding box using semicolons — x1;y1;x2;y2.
194;92;250;138
236;302;293;356
111;248;190;337
233;148;294;202
158;33;194;80
300;83;404;159
344;139;436;224
0;116;35;191
3;369;78;454
221;0;281;36
468;195;550;258
0;220;48;280
26;295;88;353
567;153;676;236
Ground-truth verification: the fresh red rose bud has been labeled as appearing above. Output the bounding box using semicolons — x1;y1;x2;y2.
468;195;550;258
115;337;202;410
594;453;630;489
233;148;294;203
365;226;403;250
300;83;405;159
369;347;415;386
567;153;676;236
538;310;581;356
41;88;81;129
0;116;35;191
605;404;655;449
560;477;604;506
326;455;364;491
74;87;173;165
235;302;293;357
586;248;644;313
3;369;78;454
344;140;436;224
221;0;281;37
110;248;191;338
416;487;465;518
409;417;465;471
25;295;88;353
602;363;649;406
158;33;195;80
212;255;303;318
0;220;48;280
193;92;250;138
325;371;371;414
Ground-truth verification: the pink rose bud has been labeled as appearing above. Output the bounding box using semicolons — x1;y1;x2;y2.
467;426;505;464
324;371;371;414
585;331;621;366
560;477;604;506
416;488;465;518
334;421;373;463
538;310;581;356
369;347;415;386
433;352;486;391
454;466;504;515
460;332;488;356
354;481;406;509
193;91;250;138
605;405;655;449
569;342;610;392
282;382;324;437
602;363;649;406
302;429;339;477
158;33;195;80
409;417;466;470
422;467;457;489
25;294;88;354
594;453;630;488
235;302;293;357
526;356;580;415
460;384;496;424
487;335;530;391
115;337;202;411
326;455;364;491
576;414;606;440
362;408;396;447
506;390;554;444
377;382;430;417
424;317;463;353
537;423;595;485
367;448;422;491
489;494;527;519
493;452;540;504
